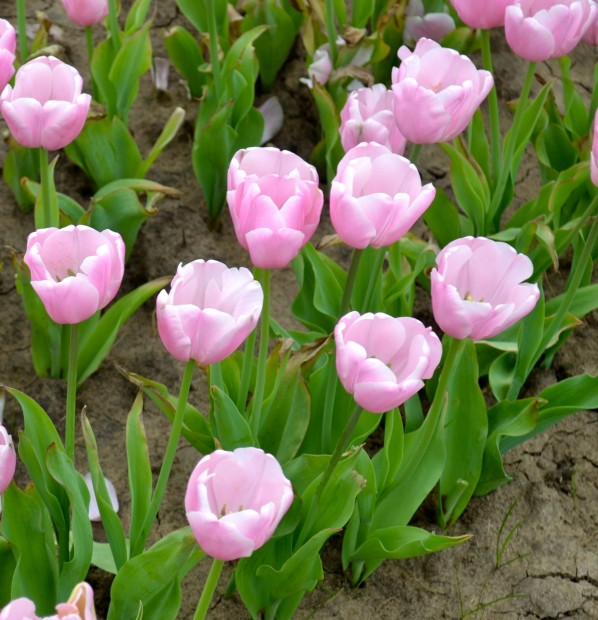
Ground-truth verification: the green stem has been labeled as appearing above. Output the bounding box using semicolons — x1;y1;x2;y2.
488;61;536;231
361;248;385;312
340;248;362;317
16;0;28;62
193;558;225;620
85;27;99;102
130;359;195;557
480;29;501;185
325;0;338;67
236;329;256;413
409;143;421;165
297;404;363;547
250;269;271;439
208;0;223;100
107;0;121;50
38;148;58;229
65;324;79;462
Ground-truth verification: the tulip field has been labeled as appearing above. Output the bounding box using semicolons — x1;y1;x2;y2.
0;0;597;618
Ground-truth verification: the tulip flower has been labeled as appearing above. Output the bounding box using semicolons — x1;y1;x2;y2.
300;43;334;89
339;84;407;155
0;425;16;494
185;447;293;561
24;226;125;325
60;0;109;27
392;38;494;144
505;0;596;62
335;312;442;413
430;237;540;340
227;147;324;269
156;260;264;364
0;55;91;151
592;114;598;187
0;19;15;93
0;582;96;620
404;0;456;44
449;0;515;29
582;10;598;44
330;142;436;249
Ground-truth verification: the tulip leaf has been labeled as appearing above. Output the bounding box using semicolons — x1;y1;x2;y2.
438;339;487;527
372;410;404;492
475;398;540;496
489;351;517;402
468;109;491;183
0;537;16;607
90;38;118;116
209;385;255;450
2;484;58;615
3;138;38;211
121;370;214;455
107;528;204;620
423;189;464;249
138;107;186;178
82;414;128;571
177;0;228;35
125;0;154;34
163;26;206;99
76;276;170;384
45;445;93;600
310;82;344;181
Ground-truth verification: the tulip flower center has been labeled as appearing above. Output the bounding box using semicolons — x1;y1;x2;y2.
464;292;484;303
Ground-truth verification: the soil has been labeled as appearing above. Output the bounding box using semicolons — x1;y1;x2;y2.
0;2;597;619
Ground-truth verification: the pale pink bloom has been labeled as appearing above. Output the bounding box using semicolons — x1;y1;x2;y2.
185;447;293;561
257;96;283;145
404;0;456;44
505;0;596;61
0;426;16;494
60;0;108;27
0;19;16;93
582;9;598;44
24;225;125;325
227;147;324;269
449;0;516;29
431;237;540;340
339;84;407;155
392;38;493;144
591;112;598;187
156;260;263;364
83;473;119;522
330;142;435;249
0;583;96;620
0;55;91;151
335;312;442;414
300;43;334;89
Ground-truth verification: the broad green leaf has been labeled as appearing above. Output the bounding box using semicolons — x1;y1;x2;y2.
3;139;38;211
468;109;491;182
138;107;186;177
125;0;153;33
423;187;462;248
0;537;16;607
209;385;254;450
489;351;517;402
164;26;206;99
177;0;228;34
310;82;344;181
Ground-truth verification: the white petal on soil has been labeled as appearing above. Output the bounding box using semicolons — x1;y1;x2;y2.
84;472;120;521
258;97;284;145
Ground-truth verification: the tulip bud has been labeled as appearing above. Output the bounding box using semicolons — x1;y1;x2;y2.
449;0;516;29
0;425;16;494
404;0;456;44
0;19;16;93
60;0;109;27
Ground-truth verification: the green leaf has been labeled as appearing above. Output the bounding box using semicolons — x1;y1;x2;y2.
164;26;206;99
372;410;403;492
177;0;228;34
138;107;186;177
0;537;16;607
107;528;204;620
423;188;462;247
77;276;170;383
468;109;491;182
310;83;344;181
209;385;254;450
3;139;39;211
90;39;118;116
125;0;153;33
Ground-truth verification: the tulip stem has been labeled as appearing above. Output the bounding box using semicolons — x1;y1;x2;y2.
208;0;223;100
325;0;338;67
250;269;271;439
409;143;421;165
16;0;28;62
488;61;536;232
107;0;121;50
480;29;501;185
38;148;58;229
130;359;195;557
362;248;385;312
193;558;225;620
340;248;362;316
65;324;79;462
237;328;256;413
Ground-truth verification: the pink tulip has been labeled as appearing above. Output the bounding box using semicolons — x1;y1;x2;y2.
404;0;456;44
582;9;598;44
300;43;334;89
156;260;263;364
339;84;407;155
591;112;598;187
0;583;96;620
0;55;91;151
335;312;442;414
449;0;516;29
330;142;435;249
505;0;596;62
24;225;125;325
392;38;493;144
431;237;540;340
185;447;293;561
0;426;16;494
227;147;324;269
60;0;109;27
0;19;16;93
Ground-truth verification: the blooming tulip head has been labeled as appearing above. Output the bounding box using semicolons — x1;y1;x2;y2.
330;142;436;249
505;0;597;62
185;447;293;561
24;225;125;325
227;147;324;269
582;9;598;44
335;312;442;414
0;55;91;151
156;260;263;365
392;38;494;144
592;113;598;187
339;84;407;155
0;19;15;93
60;0;109;27
0;425;16;494
430;237;540;340
404;0;456;44
450;0;516;29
